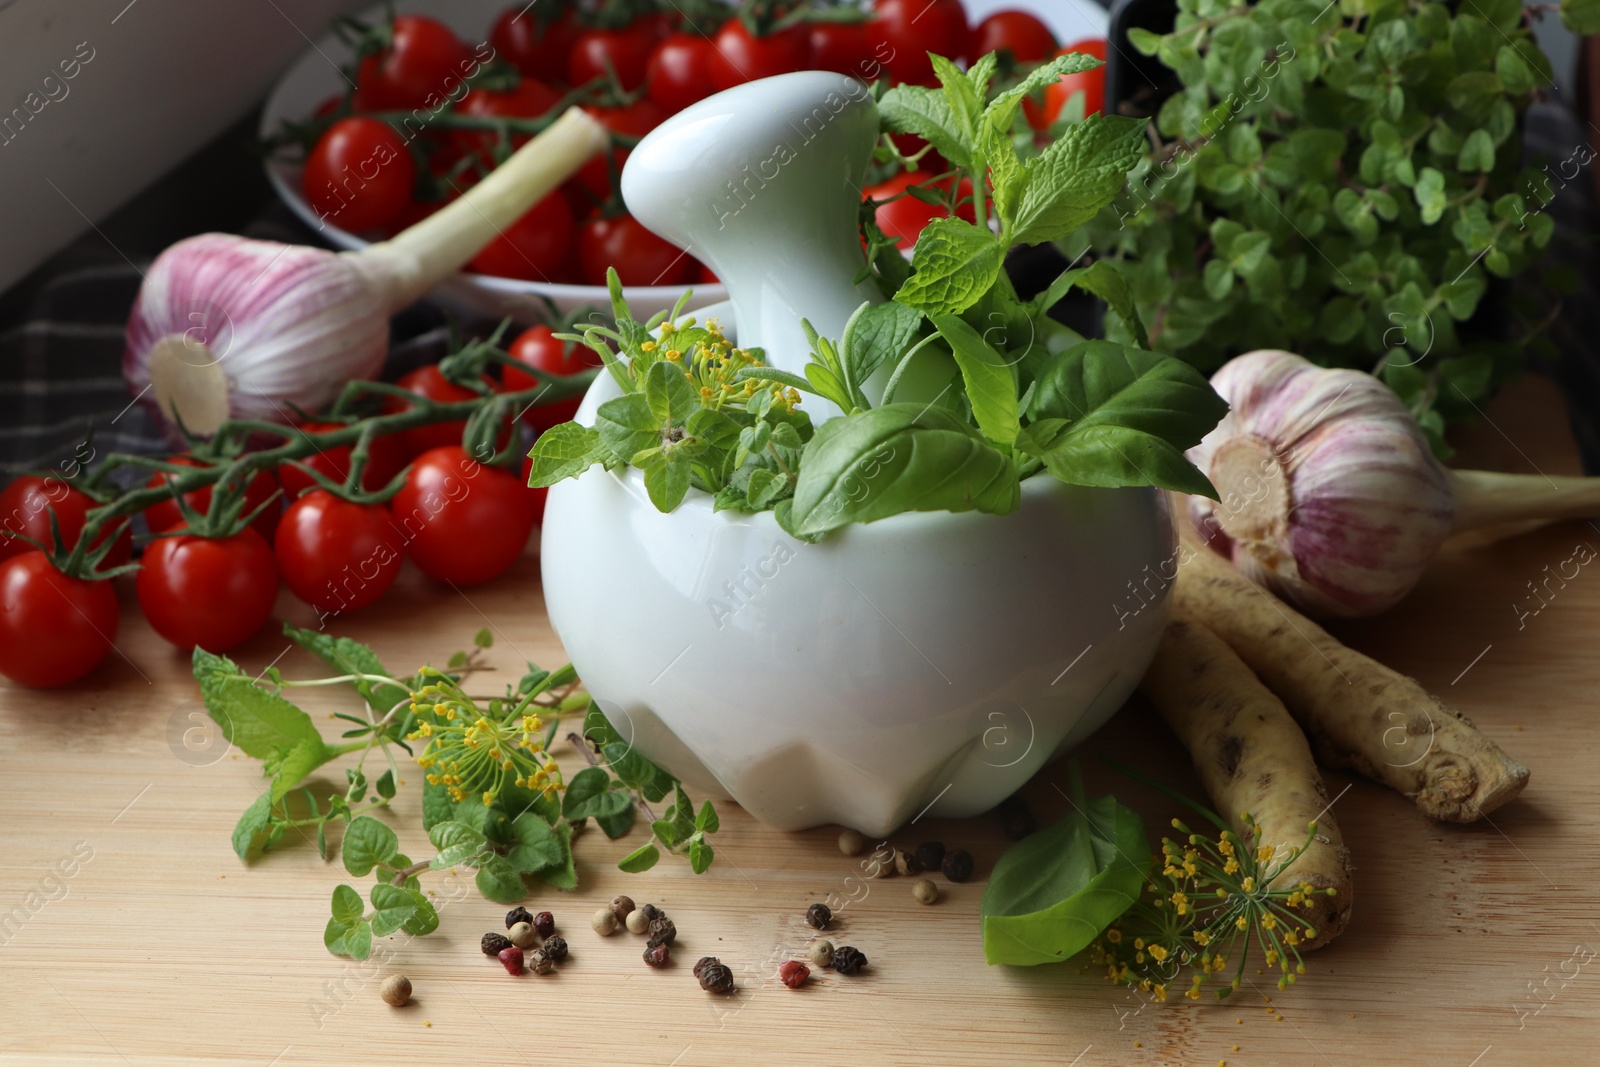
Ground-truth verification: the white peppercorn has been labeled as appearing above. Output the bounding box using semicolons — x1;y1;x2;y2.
838;828;867;856
507;921;538;949
912;879;939;904
808;940;834;968
625;908;651;935
379;974;411;1006
592;908;619;936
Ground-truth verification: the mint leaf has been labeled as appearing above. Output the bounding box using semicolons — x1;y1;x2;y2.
369;883;419;937
194;649;330;762
324;915;372;959
282;626;410;718
931;53;984;147
474;854;527;903
527;422;604;486
232;794;274;859
987;51;1104;130
1009;116;1146;245
790;403;1020;536
1562;0;1600;34
506;813;564;874
929;313;1021;445
618;843;661;873
895;218;1007;316
878;83;973;167
266;740;330;801
342;815;400;877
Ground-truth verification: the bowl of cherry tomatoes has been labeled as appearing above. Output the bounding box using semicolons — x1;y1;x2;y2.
260;0;1107;323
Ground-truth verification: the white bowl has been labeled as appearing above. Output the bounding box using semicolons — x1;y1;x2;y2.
542;296;1172;836
259;0;1108;324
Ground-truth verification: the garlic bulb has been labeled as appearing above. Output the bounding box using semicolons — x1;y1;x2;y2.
1190;350;1600;617
1188;350;1455;617
123;107;608;436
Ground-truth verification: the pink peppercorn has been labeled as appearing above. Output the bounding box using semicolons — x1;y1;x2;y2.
778;960;810;989
497;946;525;975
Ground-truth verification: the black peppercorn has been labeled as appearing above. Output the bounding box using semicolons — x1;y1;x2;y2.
532;911;555;938
697;959;735;994
942;849;975;883
542;934;569;961
805;903;832;930
505;906;533;929
998;795;1036;840
643;942;671;968
831;945;868;975
915;841;946;871
610;895;636;923
693;956;718;979
647;917;677;946
639;903;663;923
481;931;513;956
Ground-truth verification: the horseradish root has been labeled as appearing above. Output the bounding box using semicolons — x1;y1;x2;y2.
1140;616;1354;949
1174;533;1530;822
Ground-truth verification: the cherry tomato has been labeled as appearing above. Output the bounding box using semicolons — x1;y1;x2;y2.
1039;40;1108;127
137;526;278;652
647;34;721;114
0;475;131;568
809;21;886;78
354;15;470;111
578;214;692;288
503;325;602;431
711;18;809;91
490;7;583;78
569;26;655;92
303;118;416;234
389;447;536;585
468;190;574;282
451;80;561;166
278;423;409;500
143;458;280;544
863;172;974;249
971;11;1057;64
695;260;721;285
275;491;405;613
384;365;495;459
569;99;667;209
874;0;968;84
635;11;679;43
0;551;118;687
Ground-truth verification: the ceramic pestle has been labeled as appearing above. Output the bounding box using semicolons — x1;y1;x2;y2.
620;71;885;417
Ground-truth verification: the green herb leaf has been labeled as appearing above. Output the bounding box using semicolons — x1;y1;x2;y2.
987;51;1104;130
790;403;1020;536
331;883;363;924
342;816;400;877
324;915;373;960
618;843;661;873
929;313;1020;445
400;888;440;936
643;359;699;426
595;393;661;463
1028;340;1228;453
1562;0;1600;34
687;834;714;875
1009;116;1146;245
375;769;396;800
695;800;720;834
427;820;487;868
539;822;578;890
980;794;1147;966
505;813;564;874
281;626;410;717
1036;262;1150;350
878;83;973;167
194;648;332;763
894;218;1008;316
563;766;634;824
474;854;527;903
527;422;606;486
231;794;274;860
840;301;925;398
369;882;419;937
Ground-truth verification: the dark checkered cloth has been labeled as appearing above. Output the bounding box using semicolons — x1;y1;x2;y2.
3;103;1598;484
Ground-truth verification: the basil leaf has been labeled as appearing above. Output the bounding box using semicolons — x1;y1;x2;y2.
369;883;419;938
1028;340;1228;451
894;218;1008;316
1035;262;1150;350
527;422;605;486
790;403;1020;536
282;625;410;718
980;795;1148;966
1032;424;1219;497
1009;115;1147;245
840;301;925;398
929;313;1020;445
877;83;973;167
342;816;400;877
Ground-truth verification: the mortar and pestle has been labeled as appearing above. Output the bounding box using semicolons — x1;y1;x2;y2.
540;72;1175;836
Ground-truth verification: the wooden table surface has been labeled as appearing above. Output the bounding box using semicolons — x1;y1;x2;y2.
2;377;1597;1067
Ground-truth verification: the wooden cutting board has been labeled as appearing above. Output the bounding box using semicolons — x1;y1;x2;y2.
2;377;1595;1067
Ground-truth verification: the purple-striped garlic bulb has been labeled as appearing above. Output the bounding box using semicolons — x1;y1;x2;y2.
1188;350;1600;617
123;107;608;436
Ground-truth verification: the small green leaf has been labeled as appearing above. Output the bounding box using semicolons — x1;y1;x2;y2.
695;800;720;834
1563;0;1600;34
639;452;692;512
505;813;565;874
474;854;527;903
369;883;419;938
643;359;699;426
527;422;605;486
539;822;579;891
878;83;973;167
427;819;487;868
401;888;440;936
894;218;1008;317
987;50;1105;129
840;301;925;398
330;883;363;925
1009;116;1147;245
342;816;400;877
324;916;373;959
280;626;409;717
1457;128;1495;173
929;313;1021;445
193;648;332;764
688;835;715;875
232;794;274;859
618;843;661;873
375;769;396;800
594;393;661;463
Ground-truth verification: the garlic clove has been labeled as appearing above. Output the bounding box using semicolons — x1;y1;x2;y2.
1188;350;1457;618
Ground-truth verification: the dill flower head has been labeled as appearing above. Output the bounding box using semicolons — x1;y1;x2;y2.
407;668;560;806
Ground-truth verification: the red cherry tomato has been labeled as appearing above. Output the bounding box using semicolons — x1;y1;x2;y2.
578;214;693;288
384;365;492;459
971;11;1057;64
635;11;678;43
569;26;655;92
303;118;416;234
275;491;405;613
863;172;973;249
1037;39;1108;128
490;7;583;78
278;422;409;500
354;15;471;110
874;0;968;84
809;21;886;78
451;80;561;166
0;475;131;568
503;325;603;431
467;190;574;282
0;551;119;687
695;260;721;285
144;458;280;544
137;526;278;652
647;34;721;114
570;100;667;209
711;18;809;91
389;447;536;585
